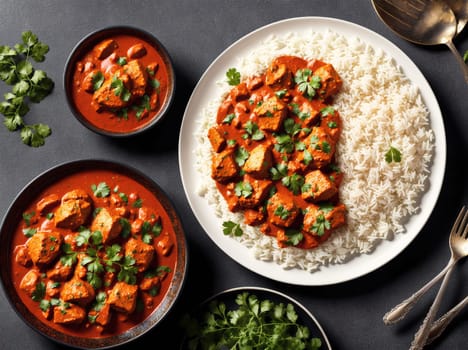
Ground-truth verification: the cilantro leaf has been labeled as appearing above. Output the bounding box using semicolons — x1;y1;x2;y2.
92;71;104;91
270;162;288;181
282;173;305;195
285;228;304;246
294;68;321;99
244;120;265;140
222;113;235;124
110;75;131;102
274;205;291;220
311;214;331;236
274;134;295;153
20;124;51;147
82;248;105;289
234;181;253;198
234;146;249;167
0;31;53;146
117;256;138;284
290;102;310;120
60;243;78;267
16;60;33;78
222;220;243;236
320;106;335;116
22;227;37;238
91;182;111;198
22;211;35;226
385;146;402;163
31;281;46;302
119;218;131;238
226;67;240;85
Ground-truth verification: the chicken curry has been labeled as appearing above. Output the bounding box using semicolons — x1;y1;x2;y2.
11;169;177;338
209;55;346;249
71;33;170;133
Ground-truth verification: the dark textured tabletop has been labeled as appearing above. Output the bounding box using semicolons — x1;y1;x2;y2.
0;0;467;349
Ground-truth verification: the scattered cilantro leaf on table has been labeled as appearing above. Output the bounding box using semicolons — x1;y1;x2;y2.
0;30;54;146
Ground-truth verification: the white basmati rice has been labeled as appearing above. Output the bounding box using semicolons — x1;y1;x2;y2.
194;30;434;272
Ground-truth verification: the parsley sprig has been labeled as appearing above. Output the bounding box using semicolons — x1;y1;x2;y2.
181;291;322;350
0;31;54;146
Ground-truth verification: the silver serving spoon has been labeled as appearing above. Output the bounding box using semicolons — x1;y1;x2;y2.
445;0;468;35
372;0;468;83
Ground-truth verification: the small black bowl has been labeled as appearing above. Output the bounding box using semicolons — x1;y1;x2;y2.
179;286;331;349
64;26;176;137
0;159;187;349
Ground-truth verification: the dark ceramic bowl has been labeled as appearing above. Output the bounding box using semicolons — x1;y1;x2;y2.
179;286;331;349
0;159;187;349
64;26;175;137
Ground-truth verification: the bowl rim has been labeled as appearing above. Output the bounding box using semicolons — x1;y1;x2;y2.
0;158;188;349
63;26;176;138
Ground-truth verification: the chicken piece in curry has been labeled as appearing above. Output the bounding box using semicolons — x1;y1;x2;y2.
13;176;175;336
209;55;346;249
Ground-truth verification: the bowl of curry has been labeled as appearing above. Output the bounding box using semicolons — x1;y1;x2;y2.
64;26;175;137
0;159;187;349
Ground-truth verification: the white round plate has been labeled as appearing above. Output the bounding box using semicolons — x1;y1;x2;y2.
178;17;446;286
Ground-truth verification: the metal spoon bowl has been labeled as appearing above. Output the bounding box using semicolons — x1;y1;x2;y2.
446;0;468;35
372;0;468;83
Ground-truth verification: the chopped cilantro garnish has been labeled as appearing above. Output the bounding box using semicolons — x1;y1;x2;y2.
234;181;253;198
92;71;104;91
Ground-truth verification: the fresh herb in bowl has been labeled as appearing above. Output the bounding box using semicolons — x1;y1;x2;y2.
0;31;54;147
180;290;323;350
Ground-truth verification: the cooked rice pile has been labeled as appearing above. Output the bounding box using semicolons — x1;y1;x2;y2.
194;30;434;272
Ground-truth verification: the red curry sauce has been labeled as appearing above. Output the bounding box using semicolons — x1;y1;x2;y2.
209;55;346;249
11;169;177;338
71;34;170;133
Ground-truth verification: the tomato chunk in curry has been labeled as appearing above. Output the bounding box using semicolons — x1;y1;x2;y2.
12;170;177;338
209;56;346;249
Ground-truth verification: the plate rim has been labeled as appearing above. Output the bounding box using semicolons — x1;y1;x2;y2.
178;16;447;286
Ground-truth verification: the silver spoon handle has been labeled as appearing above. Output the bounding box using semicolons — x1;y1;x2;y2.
426;295;468;345
445;40;468;84
383;259;455;325
409;264;456;350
